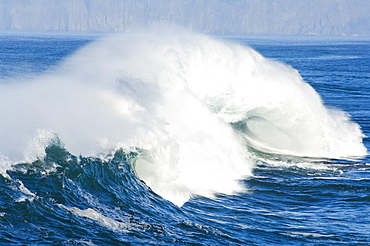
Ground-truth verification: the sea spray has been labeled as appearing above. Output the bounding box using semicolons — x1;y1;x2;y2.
0;29;366;205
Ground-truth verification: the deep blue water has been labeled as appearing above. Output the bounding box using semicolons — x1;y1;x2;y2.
0;33;369;245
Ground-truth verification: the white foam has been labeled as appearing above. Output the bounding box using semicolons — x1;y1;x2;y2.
0;29;366;205
60;205;128;232
9;180;37;202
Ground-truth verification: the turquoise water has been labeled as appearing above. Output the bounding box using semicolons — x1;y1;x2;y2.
0;32;369;245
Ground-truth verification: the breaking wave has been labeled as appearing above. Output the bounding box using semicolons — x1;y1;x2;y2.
0;29;366;205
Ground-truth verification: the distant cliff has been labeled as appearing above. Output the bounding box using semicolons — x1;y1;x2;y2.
0;0;369;36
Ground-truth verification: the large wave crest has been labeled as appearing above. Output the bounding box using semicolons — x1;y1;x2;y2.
0;29;366;205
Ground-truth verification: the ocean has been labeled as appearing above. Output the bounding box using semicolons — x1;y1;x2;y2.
0;31;369;245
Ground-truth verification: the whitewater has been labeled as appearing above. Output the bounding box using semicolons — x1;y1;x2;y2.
0;30;367;207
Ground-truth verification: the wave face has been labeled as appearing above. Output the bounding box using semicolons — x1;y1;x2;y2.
0;30;367;206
